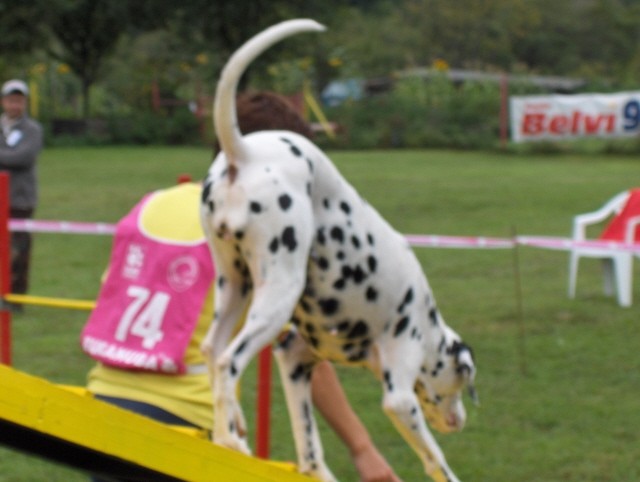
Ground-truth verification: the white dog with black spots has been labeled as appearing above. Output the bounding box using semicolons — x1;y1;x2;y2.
200;19;478;482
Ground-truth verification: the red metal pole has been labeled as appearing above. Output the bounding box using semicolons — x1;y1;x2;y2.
255;345;272;458
0;172;12;365
500;73;509;149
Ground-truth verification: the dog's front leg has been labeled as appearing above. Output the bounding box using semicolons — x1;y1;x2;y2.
379;344;460;482
274;330;337;482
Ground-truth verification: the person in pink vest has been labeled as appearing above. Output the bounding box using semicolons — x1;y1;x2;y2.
82;181;400;482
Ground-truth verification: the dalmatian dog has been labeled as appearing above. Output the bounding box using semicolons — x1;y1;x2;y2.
200;19;477;482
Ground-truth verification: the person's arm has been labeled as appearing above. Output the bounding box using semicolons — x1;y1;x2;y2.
0;120;42;169
311;360;402;482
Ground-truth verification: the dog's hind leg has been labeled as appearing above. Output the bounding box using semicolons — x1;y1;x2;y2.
200;238;253;452
378;343;460;482
212;267;310;453
274;330;337;482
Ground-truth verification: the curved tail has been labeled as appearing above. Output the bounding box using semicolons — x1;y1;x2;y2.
213;19;326;168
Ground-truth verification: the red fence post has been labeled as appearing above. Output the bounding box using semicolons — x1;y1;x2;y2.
255;346;272;458
500;73;509;149
0;172;12;365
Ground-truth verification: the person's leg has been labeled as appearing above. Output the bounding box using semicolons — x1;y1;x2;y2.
9;208;33;312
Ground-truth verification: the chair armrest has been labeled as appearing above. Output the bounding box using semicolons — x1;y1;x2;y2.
572;191;630;240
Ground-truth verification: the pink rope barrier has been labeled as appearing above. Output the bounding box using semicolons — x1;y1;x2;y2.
9;219;116;235
9;220;640;252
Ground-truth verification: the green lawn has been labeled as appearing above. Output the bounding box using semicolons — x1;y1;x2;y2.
1;146;639;481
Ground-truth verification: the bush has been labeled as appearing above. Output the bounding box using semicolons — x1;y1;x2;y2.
324;75;503;150
46;108;203;146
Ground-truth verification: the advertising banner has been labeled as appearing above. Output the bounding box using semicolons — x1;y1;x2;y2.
510;91;640;142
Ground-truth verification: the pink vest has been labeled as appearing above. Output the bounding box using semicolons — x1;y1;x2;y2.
81;194;214;374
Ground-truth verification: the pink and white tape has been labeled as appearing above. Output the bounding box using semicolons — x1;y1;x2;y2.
8;219;640;253
9;219;116;236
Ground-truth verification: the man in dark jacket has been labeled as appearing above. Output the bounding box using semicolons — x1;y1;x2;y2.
0;79;43;308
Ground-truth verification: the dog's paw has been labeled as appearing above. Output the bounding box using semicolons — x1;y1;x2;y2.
301;462;337;482
214;433;251;455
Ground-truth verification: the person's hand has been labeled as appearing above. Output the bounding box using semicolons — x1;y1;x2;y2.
352;443;403;482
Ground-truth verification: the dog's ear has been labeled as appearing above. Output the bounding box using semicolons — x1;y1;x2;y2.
453;342;479;406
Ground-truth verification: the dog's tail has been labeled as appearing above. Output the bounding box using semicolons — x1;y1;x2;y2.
214;19;326;169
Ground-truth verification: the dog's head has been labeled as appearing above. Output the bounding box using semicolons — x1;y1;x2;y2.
417;326;478;434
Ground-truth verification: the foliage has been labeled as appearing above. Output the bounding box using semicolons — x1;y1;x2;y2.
3;0;640;148
1;147;640;481
324;74;503;149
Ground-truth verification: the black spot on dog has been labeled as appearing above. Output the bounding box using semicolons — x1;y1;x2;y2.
316;227;326;245
230;362;237;376
348;320;369;339
333;278;346;290
235;230;244;240
365;286;378;302
306;158;314;173
282;226;297;251
234;339;249;356
250;201;262;213
208;201;215;213
339;201;351;215
394;316;410;337
217;276;226;289
397;287;415;313
290;363;311;382
318;298;339;316
429;307;439;325
323;198;330;209
383;370;393;391
336;320;351;332
241;280;252;297
317;257;329;270
348;350;367;362
201;181;212;203
336;251;345;260
352;265;367;284
269;237;279;254
278;194;292;211
351;235;361;249
277;330;296;350
367;255;377;273
280;137;303;157
367;233;375;245
330;226;345;244
431;360;444;377
342;342;354;352
300;298;313;314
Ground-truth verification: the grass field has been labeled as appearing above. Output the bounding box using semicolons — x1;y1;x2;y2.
1;146;640;481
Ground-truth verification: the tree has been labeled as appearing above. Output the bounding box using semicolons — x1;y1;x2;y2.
0;1;48;66
42;0;135;119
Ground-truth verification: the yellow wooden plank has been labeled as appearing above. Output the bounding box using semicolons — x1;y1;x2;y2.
0;364;309;481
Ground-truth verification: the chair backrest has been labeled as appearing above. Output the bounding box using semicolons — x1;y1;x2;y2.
600;188;640;242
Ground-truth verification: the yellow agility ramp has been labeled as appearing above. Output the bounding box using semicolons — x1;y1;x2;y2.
0;364;310;481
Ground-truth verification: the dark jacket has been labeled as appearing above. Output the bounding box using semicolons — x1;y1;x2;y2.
0;114;43;209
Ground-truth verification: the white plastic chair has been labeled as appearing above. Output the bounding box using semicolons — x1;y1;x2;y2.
568;189;640;307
